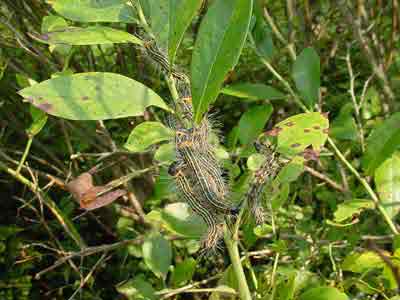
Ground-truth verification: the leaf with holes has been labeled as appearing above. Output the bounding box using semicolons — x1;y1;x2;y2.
142;234;172;279
18;72;171;120
269;112;329;156
292;48;320;108
53;0;137;23
31;26;142;46
375;153;400;218
333;199;374;223
221;83;285;101
169;0;203;64
191;0;253;123
125;122;174;153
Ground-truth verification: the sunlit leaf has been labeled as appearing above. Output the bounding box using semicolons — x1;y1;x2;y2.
31;26;142;46
146;202;207;238
375;152;400;218
142;234;172;279
333;199;374;223
299;287;348;300
271;112;329;156
18;72;171;120
53;0;137;23
191;0;253;123
342;251;385;273
124;122;174;153
116;276;157;300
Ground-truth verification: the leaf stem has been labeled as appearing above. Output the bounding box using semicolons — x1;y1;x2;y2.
16;136;33;175
224;229;252;300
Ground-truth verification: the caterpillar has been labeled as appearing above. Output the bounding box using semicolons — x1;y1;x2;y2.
143;40;189;83
168;161;224;250
245;141;281;225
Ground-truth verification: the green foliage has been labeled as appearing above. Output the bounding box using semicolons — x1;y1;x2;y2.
33;26;143;46
142;233;172;279
221;83;285;101
191;0;253;123
238;104;273;145
274;112;329;156
53;0;137;23
363;112;400;175
375;152;400;218
292;48;320;108
299;287;348;300
18;72;170;120
1;1;400;299
124;121;174;153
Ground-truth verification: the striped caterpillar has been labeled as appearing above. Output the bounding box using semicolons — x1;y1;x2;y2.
245;141;282;225
143;40;189;84
143;39;236;250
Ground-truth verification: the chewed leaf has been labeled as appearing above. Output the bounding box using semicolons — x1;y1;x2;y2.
333;199;375;223
18;72;171;120
124;121;174;153
269;112;329;156
31;26;143;46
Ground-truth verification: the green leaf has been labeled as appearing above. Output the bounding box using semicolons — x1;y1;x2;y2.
117;276;157;300
292;48;320;108
171;257;197;286
31;26;142;46
144;0;169;49
18;72;171;120
272;112;329;156
375;152;400;218
146;202;207;238
247;153;266;171
124;122;174;153
363;112;400;175
154;143;176;163
142;233;172;279
274;156;305;184
27;106;48;136
299;287;348;300
53;0;137;23
41;15;71;55
168;0;202;64
330;103;358;141
41;15;68;33
362;87;382;120
221;83;285;101
238;104;273;145
191;0;253;123
251;0;275;60
333;199;374;223
342;251;385;273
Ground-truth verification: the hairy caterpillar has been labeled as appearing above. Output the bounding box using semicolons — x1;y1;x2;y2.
143;40;189;83
245;141;281;224
168;161;224;249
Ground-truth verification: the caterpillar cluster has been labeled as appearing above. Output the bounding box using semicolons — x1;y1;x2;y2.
245;141;282;225
169;98;238;251
142;40;236;251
